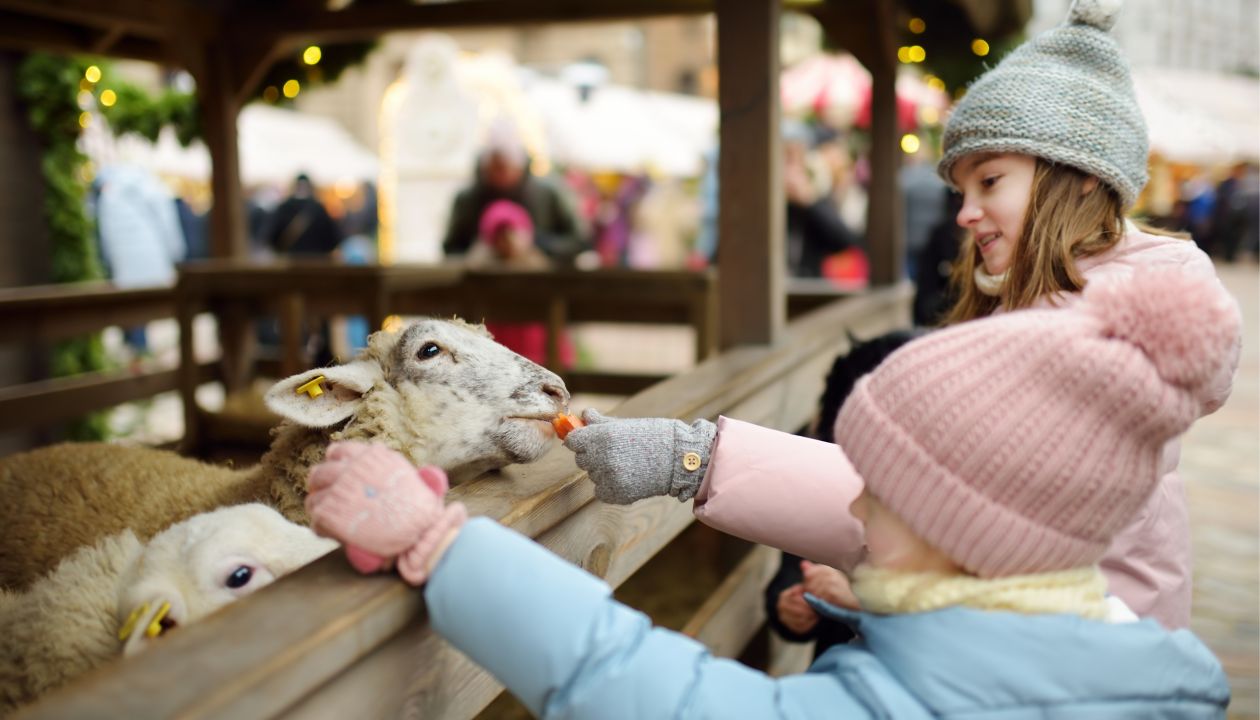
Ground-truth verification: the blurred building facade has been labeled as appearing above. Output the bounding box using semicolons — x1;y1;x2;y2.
297;17;720;153
1029;0;1259;75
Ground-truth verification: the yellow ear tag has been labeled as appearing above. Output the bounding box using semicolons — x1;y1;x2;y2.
296;375;327;399
119;602;149;641
144;601;172;638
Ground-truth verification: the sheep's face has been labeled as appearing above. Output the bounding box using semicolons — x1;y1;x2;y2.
116;504;336;656
267;318;570;483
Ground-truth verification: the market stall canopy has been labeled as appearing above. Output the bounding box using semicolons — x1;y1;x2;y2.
85;105;378;187
1133;68;1260;166
525;77;717;177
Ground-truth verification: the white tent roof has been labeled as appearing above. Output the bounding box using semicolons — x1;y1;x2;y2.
1132;68;1260;165
525;77;717;177
84;104;378;187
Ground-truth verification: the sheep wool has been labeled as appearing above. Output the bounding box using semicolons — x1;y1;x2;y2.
0;318;570;591
0;505;335;715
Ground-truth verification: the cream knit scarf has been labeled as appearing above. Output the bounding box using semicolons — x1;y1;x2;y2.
973;266;1007;296
851;564;1109;619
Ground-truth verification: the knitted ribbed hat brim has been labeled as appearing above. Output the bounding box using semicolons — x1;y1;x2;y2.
836;379;1109;578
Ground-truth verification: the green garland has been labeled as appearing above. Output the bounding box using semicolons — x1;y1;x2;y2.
16;53;110;440
98;41;375;147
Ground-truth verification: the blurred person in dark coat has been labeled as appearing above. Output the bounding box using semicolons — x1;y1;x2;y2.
443;120;588;264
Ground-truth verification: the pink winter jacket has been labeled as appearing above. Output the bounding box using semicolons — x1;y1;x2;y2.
693;227;1239;630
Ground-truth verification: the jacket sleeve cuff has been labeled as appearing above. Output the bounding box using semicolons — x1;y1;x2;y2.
669;418;717;502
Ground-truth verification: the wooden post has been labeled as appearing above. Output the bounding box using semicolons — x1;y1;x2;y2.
716;0;783;349
864;0;903;286
189;39;248;260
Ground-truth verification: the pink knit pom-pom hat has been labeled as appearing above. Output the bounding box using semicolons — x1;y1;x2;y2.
835;269;1240;578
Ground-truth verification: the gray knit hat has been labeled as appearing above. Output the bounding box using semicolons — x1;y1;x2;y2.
938;0;1148;208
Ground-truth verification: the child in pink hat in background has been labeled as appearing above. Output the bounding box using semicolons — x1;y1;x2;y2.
305;268;1236;718
466;199;576;368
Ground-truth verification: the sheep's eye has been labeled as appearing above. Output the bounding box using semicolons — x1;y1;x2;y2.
226;566;253;589
417;342;441;360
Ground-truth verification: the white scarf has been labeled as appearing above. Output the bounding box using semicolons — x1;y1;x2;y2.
973;266;1007;296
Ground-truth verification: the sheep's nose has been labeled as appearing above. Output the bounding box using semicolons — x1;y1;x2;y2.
542;382;569;406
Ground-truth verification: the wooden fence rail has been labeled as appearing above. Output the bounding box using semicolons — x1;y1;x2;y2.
21;283;912;719
0;282;189;434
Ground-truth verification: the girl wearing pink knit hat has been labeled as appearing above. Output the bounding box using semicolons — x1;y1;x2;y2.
307;269;1236;717
561;0;1242;630
465;199;576;368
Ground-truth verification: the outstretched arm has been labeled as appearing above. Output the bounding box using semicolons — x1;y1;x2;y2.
426;518;873;720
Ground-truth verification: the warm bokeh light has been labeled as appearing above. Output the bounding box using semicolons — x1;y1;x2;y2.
908;17;926;34
918;106;940;126
972;39;991;56
84;65;101;83
78;111;91;129
926;76;947;92
897;46;912;64
303;46;322;65
382;315;404;332
900;134;921;154
908;46;926;63
283;79;300;98
99;89;117;107
263;85;280;103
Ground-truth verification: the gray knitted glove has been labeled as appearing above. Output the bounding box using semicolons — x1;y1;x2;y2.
564;409;717;505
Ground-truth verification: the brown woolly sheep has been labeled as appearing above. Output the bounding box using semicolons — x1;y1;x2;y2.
0;318;569;591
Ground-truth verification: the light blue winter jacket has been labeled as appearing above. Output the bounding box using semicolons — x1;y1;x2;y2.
426;519;1230;719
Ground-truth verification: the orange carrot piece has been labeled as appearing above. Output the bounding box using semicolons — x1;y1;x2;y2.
552;413;585;440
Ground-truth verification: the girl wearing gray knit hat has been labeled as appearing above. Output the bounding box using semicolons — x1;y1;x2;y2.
562;0;1241;633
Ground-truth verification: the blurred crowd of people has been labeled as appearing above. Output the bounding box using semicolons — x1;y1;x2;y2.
1158;163;1260;263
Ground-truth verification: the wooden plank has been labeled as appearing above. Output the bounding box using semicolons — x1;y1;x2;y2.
23;286;910;720
247;0;715;43
562;371;666;396
0;0;170;37
682;544;778;658
191;41;249;260
0;11;169;62
0;283;174;344
862;0;903;285
0;361;217;433
716;0;784;348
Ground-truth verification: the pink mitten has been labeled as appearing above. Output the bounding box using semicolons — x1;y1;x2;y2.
306;441;467;585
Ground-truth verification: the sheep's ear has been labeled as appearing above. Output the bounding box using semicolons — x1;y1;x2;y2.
265;361;383;428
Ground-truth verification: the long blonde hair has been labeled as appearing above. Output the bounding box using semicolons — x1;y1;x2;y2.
943;160;1130;325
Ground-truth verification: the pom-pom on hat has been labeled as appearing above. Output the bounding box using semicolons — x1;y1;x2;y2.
938;0;1148;208
835;269;1239;578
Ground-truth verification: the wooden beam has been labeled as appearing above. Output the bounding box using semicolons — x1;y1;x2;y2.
0;361;217;433
716;0;784;348
0;283;174;344
682;544;778;658
191;42;249;260
242;0;714;43
0;0;170;38
864;0;903;286
0;11;169;63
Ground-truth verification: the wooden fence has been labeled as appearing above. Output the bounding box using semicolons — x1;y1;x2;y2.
19;282;911;719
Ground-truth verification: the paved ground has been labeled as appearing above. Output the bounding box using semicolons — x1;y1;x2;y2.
1182;263;1259;719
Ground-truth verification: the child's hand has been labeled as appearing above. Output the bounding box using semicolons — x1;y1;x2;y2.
776;584;819;635
801;560;859;610
306;441;467;585
564;409;716;504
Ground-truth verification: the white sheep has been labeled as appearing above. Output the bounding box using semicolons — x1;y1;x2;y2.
0;318;569;590
0;504;336;715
